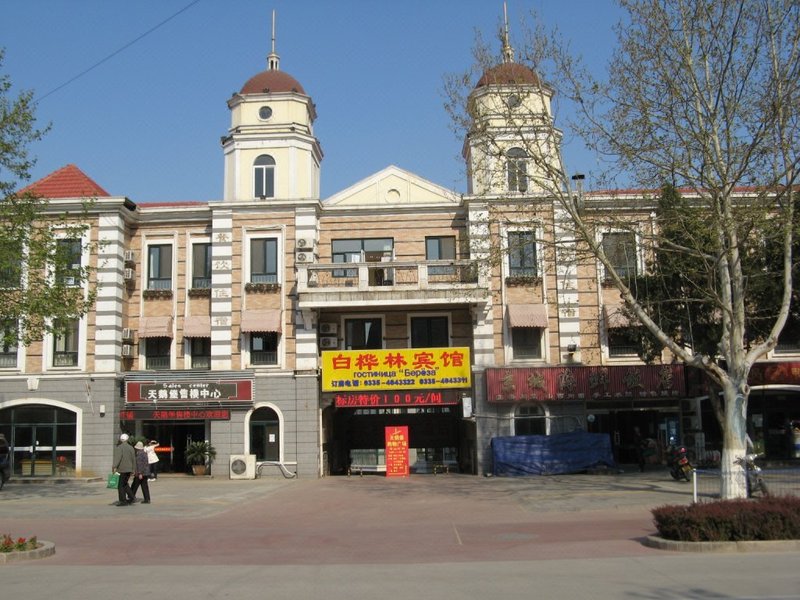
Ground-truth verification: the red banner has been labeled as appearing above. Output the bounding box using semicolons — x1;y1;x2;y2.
332;389;460;408
385;426;409;478
120;409;231;421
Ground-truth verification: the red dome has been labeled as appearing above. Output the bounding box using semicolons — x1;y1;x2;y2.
240;70;306;95
476;62;540;88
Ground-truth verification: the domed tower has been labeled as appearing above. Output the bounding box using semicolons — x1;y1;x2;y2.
222;12;322;202
463;11;562;197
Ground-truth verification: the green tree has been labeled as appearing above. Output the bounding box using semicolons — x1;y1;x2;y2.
447;1;800;498
0;49;96;346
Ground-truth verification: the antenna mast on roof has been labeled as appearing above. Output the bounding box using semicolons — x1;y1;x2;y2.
501;1;515;64
267;9;280;71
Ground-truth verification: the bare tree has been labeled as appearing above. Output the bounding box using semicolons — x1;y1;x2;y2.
446;0;800;498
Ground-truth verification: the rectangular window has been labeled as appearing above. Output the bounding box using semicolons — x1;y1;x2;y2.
147;244;173;290
145;338;171;370
426;236;456;276
511;327;542;359
608;329;640;357
192;243;212;289
190;338;211;369
333;238;393;277
345;318;383;350
0;239;22;288
775;319;800;354
53;319;79;367
0;320;18;368
250;332;278;365
56;238;82;286
411;316;449;348
508;231;537;278
602;232;637;281
250;238;278;283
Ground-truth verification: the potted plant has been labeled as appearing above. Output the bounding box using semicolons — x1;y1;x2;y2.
184;440;216;476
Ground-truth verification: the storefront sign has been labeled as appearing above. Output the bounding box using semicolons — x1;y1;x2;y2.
120;409;231;421
487;364;685;403
125;380;252;403
385;426;409;478
321;347;471;392
331;389;460;408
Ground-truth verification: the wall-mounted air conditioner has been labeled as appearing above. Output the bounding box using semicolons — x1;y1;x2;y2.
123;268;135;281
121;344;134;357
319;322;338;335
122;328;134;341
319;336;338;349
229;454;256;480
296;252;311;264
296;238;313;250
124;250;136;263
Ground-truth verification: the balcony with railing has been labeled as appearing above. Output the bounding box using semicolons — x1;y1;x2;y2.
297;259;489;308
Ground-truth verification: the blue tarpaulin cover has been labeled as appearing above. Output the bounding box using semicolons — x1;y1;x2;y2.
491;430;616;476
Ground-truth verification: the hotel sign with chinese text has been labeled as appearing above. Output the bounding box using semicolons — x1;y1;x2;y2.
321;347;471;392
385;426;409;478
125;380;253;403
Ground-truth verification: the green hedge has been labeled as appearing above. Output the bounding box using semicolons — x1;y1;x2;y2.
652;496;800;542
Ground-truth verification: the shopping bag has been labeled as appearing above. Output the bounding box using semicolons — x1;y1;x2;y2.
106;472;120;489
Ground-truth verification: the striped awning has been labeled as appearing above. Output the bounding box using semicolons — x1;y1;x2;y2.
183;315;211;338
604;303;631;328
506;304;549;328
240;309;282;333
138;316;173;338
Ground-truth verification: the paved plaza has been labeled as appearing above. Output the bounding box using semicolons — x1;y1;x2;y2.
1;468;798;599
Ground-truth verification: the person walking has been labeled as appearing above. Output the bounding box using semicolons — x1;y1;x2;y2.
112;433;136;506
130;441;151;504
145;440;159;480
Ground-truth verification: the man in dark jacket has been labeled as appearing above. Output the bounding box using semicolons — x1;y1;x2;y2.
130;441;151;504
112;433;136;506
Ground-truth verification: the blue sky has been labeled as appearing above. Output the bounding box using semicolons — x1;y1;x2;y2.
2;1;622;203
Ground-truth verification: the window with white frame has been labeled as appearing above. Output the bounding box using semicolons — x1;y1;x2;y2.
345;317;382;350
250;332;279;365
53;318;79;367
601;232;637;281
56;238;82;286
254;154;275;199
145;338;171;370
192;243;211;289
511;327;543;359
411;316;449;347
190;337;211;369
147;244;173;290
0;238;21;289
426;237;456;276
250;238;278;283
508;230;537;278
0;320;18;368
507;147;528;192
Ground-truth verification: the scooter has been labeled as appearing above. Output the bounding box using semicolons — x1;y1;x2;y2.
735;454;769;497
668;444;693;482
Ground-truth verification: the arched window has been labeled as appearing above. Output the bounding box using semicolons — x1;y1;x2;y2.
253;154;275;199
507;147;528;192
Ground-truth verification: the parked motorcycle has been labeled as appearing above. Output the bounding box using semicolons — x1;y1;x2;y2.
735;454;769;497
668;444;693;482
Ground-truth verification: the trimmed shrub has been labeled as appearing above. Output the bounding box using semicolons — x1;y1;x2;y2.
652;496;800;542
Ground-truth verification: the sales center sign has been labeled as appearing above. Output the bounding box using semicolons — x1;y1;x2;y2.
321;347;471;392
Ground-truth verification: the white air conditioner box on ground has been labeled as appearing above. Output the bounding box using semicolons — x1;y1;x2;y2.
229;454;256;480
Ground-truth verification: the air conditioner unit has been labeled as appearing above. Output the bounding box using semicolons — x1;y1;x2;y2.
319;322;338;335
319;336;338;349
229;454;256;480
122;328;134;341
63;277;77;286
121;344;134;357
296;252;311;264
123;268;134;281
124;250;135;263
296;238;313;250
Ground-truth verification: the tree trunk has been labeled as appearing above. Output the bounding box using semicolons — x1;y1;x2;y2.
720;384;749;499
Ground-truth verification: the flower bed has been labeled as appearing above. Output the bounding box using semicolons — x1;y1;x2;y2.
1;534;38;552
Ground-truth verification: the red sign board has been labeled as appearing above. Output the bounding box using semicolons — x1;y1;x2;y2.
125;380;252;403
120;409;231;421
385;426;409;478
332;389;460;408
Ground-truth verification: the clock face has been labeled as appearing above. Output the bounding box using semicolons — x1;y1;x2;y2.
259;106;273;120
506;94;521;109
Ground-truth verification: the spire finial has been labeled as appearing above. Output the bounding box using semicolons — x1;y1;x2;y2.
267;9;280;71
501;1;515;63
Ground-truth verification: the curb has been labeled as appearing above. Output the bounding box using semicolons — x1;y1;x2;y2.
643;535;800;553
0;541;56;563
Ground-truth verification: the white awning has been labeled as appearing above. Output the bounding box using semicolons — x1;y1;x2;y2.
240;309;282;333
506;304;549;328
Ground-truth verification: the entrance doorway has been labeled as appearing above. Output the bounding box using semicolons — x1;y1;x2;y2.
586;409;677;465
140;421;204;474
0;404;77;477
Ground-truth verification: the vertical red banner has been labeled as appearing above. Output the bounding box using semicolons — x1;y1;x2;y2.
385;426;409;478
